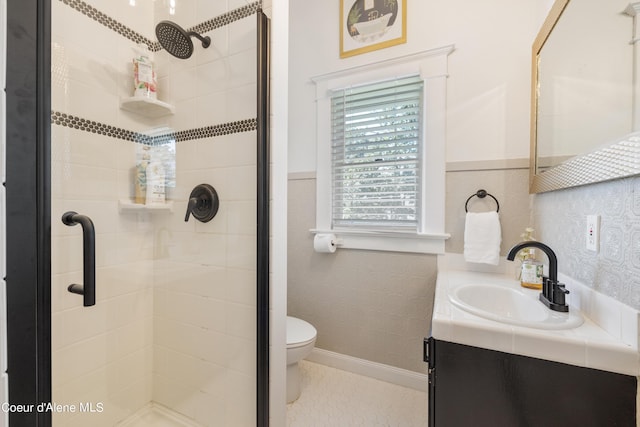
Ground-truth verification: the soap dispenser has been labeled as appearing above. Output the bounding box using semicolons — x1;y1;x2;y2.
520;249;543;290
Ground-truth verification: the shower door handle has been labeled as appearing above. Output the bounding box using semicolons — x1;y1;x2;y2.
62;211;96;307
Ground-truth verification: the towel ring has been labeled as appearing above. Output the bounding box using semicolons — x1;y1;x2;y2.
465;189;500;213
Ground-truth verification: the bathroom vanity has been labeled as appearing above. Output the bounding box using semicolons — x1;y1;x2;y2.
428;259;639;426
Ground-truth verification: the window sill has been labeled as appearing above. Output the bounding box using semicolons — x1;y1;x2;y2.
310;229;450;254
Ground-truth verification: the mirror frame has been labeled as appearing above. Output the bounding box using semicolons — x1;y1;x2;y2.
530;0;640;193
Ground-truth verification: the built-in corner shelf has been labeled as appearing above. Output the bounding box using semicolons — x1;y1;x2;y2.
119;97;175;118
119;199;174;213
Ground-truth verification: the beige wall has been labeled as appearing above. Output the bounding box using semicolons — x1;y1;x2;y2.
288;176;437;374
288;164;531;373
446;163;532;254
288;0;545;172
287;0;547;374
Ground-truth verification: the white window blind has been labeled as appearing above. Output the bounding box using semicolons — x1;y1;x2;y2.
330;75;423;229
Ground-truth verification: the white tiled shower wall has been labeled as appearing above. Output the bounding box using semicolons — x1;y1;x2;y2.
51;1;257;426
52;3;155;425
151;2;257;425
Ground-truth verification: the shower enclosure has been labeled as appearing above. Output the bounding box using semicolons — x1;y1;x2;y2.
5;0;270;426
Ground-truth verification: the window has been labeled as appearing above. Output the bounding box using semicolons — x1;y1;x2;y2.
312;46;453;253
331;76;423;230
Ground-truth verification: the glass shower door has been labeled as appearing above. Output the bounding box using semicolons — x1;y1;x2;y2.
49;1;264;426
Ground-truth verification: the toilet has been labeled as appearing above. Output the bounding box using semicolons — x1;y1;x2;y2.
286;316;317;403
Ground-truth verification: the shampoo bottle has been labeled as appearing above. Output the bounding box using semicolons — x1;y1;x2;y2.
133;44;157;99
134;146;150;204
145;161;166;205
520;249;543;290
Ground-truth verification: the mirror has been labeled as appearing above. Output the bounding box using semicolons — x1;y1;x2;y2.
530;0;640;193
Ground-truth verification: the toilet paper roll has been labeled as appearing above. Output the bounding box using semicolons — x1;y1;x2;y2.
313;233;337;253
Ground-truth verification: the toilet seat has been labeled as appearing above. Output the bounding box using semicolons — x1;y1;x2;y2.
287;316;317;349
286;316;317;403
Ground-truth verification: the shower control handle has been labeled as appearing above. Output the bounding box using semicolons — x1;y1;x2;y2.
62;211;96;307
184;184;219;223
184;197;199;222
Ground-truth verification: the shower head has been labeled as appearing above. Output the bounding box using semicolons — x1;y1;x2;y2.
155;20;211;59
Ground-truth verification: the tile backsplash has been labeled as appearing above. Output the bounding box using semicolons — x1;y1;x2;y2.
533;176;640;311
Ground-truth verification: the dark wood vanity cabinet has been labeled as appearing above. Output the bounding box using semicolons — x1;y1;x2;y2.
425;338;637;427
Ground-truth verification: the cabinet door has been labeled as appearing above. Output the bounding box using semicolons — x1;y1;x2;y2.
424;337;435;427
429;339;636;427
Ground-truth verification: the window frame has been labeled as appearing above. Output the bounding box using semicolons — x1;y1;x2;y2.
312;46;454;254
330;75;424;231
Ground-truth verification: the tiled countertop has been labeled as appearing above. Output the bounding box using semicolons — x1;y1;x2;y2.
432;255;640;377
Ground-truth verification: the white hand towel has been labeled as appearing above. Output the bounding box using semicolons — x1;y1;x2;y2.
464;211;502;265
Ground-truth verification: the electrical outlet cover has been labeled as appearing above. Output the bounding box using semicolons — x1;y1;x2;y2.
586;215;600;252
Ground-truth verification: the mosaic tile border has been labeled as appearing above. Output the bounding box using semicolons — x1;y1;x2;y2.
51;111;257;144
189;2;262;36
60;0;262;53
59;0;156;50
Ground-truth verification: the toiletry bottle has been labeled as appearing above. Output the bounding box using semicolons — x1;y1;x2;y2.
133;44;157;99
145;161;166;205
134;163;147;204
520;249;543;290
134;147;150;204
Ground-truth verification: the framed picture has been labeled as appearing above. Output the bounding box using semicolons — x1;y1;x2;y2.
340;0;407;58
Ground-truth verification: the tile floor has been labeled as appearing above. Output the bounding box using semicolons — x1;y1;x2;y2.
287;361;428;426
118;361;428;427
117;404;200;427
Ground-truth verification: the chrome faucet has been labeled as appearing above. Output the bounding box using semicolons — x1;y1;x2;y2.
506;241;569;312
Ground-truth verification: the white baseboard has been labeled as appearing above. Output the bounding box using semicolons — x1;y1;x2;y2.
306;348;428;393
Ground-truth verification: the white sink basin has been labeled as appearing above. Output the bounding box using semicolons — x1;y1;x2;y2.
448;283;584;330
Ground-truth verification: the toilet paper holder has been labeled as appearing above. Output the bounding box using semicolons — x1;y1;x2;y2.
313;233;343;253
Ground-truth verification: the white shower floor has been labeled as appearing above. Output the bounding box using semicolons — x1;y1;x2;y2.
117;404;201;427
287;360;428;426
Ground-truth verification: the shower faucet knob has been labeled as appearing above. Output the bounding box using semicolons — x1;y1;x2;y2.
184;184;219;223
